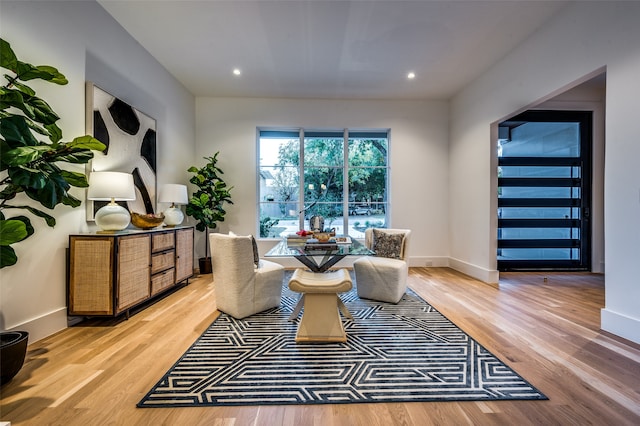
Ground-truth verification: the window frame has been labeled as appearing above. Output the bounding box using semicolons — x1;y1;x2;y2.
257;127;390;239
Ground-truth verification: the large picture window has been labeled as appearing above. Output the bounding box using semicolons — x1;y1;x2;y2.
258;128;389;238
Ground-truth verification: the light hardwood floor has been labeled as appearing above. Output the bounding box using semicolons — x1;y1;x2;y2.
1;268;639;425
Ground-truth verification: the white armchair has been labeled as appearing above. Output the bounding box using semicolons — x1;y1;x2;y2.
210;233;284;319
353;228;411;304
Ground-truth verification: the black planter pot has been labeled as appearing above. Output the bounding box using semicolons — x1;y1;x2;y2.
0;330;29;385
199;257;212;274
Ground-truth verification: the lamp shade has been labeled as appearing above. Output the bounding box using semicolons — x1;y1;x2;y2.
87;172;136;201
159;183;189;226
158;184;189;205
87;172;136;231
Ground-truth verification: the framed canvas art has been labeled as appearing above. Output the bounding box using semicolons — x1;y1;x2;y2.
85;82;157;220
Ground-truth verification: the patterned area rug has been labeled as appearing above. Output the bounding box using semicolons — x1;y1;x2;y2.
138;279;547;407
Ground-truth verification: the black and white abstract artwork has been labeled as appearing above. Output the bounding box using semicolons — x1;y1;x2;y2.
85;82;157;220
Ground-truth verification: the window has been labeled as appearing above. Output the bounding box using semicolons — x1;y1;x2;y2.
258;128;389;238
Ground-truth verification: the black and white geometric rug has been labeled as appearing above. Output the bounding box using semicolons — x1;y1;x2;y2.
138;281;547;407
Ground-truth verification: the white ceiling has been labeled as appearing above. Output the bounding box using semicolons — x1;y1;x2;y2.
98;0;568;100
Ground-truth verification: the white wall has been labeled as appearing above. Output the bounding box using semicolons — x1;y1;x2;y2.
195;97;450;268
0;1;196;342
450;2;640;343
537;81;607;273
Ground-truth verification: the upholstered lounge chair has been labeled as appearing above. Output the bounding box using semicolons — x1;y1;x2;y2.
210;233;284;319
353;228;411;304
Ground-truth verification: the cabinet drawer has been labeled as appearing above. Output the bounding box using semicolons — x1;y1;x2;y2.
151;251;175;274
152;232;175;252
151;269;175;295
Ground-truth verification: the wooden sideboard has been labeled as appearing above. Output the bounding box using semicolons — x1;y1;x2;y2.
67;226;194;317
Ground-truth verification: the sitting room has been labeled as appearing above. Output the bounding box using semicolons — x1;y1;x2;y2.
1;1;639;424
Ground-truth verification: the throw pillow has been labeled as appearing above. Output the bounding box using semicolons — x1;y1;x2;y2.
250;235;260;267
372;229;405;259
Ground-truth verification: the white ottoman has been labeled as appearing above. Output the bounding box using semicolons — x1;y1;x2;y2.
353;256;408;303
288;268;353;343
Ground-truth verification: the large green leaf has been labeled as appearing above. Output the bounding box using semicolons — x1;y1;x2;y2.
25;172;70;209
3;215;34;241
0;138;11;170
25;95;60;125
60;169;89;187
44;122;62;143
7;167;47;189
0;218;28;245
0;245;18;269
5;77;36;96
0;183;21;200
61;193;81;208
67;135;106;151
0;88;33;118
2;145;50;166
0;38;18;72
0;115;38;147
15;62;67;85
52;148;95;164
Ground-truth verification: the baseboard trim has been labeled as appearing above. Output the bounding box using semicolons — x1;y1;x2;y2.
6;307;68;344
408;256;449;268
601;308;640;345
448;257;499;284
269;255;498;284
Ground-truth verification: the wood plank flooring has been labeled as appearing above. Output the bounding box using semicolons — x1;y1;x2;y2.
1;268;639;425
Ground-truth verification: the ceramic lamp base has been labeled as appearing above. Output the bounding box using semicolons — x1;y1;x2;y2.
163;206;184;226
95;202;131;231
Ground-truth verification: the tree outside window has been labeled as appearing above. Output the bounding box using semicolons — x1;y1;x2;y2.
258;129;388;238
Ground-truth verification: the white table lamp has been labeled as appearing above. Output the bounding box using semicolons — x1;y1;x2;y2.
88;172;136;231
158;184;189;226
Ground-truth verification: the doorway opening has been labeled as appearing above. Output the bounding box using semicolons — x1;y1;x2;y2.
497;110;592;271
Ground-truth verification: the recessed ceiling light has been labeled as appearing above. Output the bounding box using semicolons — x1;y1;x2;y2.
407;72;416;80
233;68;241;76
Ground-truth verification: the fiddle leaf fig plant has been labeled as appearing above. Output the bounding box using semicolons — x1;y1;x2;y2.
0;38;106;268
186;152;233;260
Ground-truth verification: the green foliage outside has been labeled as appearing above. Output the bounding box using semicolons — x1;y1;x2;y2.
0;38;106;269
270;137;387;221
259;216;279;238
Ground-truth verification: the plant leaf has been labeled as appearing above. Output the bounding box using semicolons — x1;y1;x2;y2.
6;78;36;96
0;39;18;72
0;218;28;245
16;62;68;85
25;95;60;125
25;172;70;209
61;193;81;208
0;115;38;147
67;135;106;151
3;205;56;227
0;245;18;269
3;145;50;166
43;122;63;143
0;183;21;199
59;169;89;187
0;88;35;119
3;215;34;241
8;167;47;189
51;149;95;164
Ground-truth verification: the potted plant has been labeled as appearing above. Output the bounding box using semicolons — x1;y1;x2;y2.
0;38;105;383
186;152;233;273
